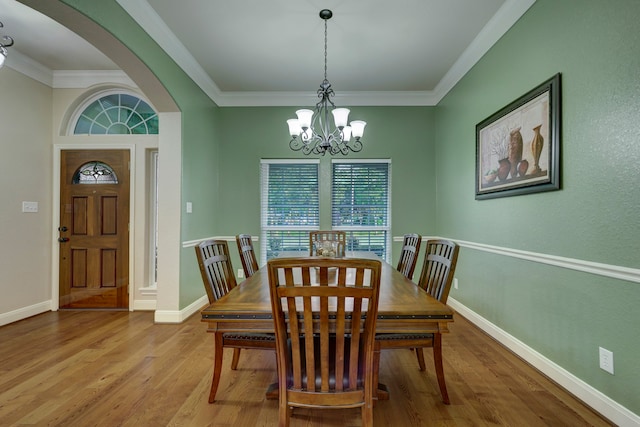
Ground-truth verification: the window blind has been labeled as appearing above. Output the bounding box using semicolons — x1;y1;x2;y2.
331;161;391;261
260;160;319;263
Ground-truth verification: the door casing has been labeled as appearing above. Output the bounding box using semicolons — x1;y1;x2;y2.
52;144;135;311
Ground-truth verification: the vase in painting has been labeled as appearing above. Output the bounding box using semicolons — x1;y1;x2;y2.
530;125;544;174
517;159;529;177
508;127;523;179
497;158;511;181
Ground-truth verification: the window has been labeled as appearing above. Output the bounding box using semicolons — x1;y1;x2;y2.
73;161;118;184
73;93;158;135
332;160;391;262
260;160;320;263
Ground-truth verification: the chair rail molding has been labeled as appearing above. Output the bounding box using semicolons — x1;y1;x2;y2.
183;236;259;248
393;236;640;284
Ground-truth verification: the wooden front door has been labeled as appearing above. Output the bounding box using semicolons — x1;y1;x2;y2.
59;150;130;309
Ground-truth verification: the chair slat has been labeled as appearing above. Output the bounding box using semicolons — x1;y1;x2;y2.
396;233;422;280
236;234;259;278
268;257;381;426
375;239;459;405
194;239;276;403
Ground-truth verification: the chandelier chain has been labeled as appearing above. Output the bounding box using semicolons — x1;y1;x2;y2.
324;18;328;81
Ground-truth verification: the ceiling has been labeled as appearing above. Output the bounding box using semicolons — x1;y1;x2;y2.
1;0;536;106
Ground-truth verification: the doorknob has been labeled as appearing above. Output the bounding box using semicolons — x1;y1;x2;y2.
58;237;69;243
58;226;68;232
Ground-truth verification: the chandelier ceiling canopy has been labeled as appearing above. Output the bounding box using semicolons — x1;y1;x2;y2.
287;9;366;156
0;20;14;69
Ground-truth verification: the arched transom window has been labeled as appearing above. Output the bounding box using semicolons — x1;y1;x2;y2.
74;93;158;135
73;161;119;184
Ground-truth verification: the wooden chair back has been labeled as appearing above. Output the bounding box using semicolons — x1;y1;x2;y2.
396;233;422;280
236;234;259;278
195;239;237;303
267;257;381;427
309;230;347;257
417;239;459;304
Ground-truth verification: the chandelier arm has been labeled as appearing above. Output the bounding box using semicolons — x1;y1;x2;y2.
347;139;363;153
1;35;14;48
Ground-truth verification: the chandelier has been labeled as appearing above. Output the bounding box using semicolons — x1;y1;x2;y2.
0;20;14;68
287;9;366;156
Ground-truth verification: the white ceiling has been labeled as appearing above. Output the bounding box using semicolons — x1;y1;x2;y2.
1;0;536;106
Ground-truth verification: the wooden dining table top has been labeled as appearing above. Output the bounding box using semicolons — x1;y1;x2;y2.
200;252;454;335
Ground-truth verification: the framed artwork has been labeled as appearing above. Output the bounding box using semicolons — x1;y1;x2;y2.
476;73;561;200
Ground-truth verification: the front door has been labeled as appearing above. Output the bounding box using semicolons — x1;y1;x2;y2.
59;150;130;309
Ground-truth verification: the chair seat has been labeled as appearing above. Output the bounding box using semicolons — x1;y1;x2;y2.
376;333;433;341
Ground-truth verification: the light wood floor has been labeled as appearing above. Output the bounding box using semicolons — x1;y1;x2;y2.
0;310;612;426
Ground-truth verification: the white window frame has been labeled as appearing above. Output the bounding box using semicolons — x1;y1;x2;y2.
260;159;320;264
331;159;392;263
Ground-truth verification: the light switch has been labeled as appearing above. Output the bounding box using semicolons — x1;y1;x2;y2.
22;201;38;213
186;202;193;213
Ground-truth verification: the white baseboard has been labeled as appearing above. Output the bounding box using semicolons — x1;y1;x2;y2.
447;297;640;427
132;299;157;311
153;295;208;323
0;301;52;327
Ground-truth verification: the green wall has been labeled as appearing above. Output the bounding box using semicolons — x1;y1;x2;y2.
63;0;222;308
435;0;640;414
216;106;436;266
180;104;222;306
61;0;639;416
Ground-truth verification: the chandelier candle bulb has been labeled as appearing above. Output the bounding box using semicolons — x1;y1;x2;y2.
332;108;350;128
342;126;352;142
295;109;313;129
350;120;367;138
287;119;301;136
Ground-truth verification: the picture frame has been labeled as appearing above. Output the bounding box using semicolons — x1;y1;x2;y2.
476;73;561;200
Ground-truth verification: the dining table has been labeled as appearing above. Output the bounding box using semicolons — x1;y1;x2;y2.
200;251;455;400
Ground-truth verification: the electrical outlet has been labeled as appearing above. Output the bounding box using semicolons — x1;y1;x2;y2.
453;278;458;289
237;269;245;279
599;347;614;375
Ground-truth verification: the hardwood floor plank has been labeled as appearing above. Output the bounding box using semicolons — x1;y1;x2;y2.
0;310;613;427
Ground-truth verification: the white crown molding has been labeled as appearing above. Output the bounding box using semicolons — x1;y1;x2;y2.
115;0;222;101
433;0;537;103
53;70;137;88
448;298;640;427
5;49;137;89
216;89;442;107
4;49;53;86
116;0;537;107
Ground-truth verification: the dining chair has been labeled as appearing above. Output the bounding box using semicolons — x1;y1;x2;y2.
375;239;459;404
194;239;275;403
396;233;422;280
267;257;382;427
236;234;259;278
309;230;347;257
